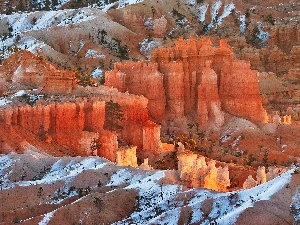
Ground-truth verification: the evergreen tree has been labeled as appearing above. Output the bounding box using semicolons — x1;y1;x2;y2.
104;100;124;132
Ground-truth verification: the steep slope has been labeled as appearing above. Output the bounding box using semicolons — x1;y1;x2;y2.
0;152;298;225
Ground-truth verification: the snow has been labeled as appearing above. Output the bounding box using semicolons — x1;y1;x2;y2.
0;152;296;224
197;4;209;23
85;49;105;59
211;0;222;22
217;3;235;25
291;191;300;222
0;9;96;60
118;0;144;9
18;36;47;53
144;17;154;30
38;210;55;225
102;3;117;12
0;90;27;106
239;15;246;34
256;23;270;46
139;38;156;58
57;10;96;26
216;168;294;224
90;67;103;78
0;98;12;106
37;158;107;184
107;168;133;186
188;0;196;5
0;155;13;178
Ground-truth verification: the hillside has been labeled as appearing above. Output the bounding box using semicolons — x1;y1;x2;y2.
0;152;299;224
0;0;299;224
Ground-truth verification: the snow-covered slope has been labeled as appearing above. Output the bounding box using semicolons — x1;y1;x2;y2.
0;152;298;224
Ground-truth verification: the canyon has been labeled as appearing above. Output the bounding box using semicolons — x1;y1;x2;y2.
0;0;299;224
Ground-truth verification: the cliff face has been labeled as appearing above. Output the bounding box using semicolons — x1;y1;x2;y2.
106;37;267;126
105;62;166;122
0;50;77;95
0;100;106;156
220;60;267;123
0;85;163;161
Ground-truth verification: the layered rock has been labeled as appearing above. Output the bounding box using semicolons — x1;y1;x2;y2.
106;37;267;126
0;50;77;95
0;100;106;156
116;146;138;167
177;145;230;191
198;60;224;127
219;59;267;123
105;62;166;121
0;83;164;162
152;37;267;124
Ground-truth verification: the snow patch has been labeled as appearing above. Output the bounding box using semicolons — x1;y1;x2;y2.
256;23;270;46
239;15;246;34
290;191;300;223
211;0;222;22
91;67;103;78
139;38;156;59
38;210;55;225
217;3;235;25
85;49;105;59
118;0;144;9
197;4;209;23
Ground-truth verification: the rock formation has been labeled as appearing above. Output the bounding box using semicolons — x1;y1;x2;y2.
0;50;77;95
139;158;153;170
116;146;138;167
256;166;267;185
198;60;224;127
177;145;230;191
0;85;163;162
105;62;166;121
106;36;267;127
153;16;167;37
243;175;257;189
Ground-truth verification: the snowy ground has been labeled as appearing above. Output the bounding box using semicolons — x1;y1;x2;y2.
0;151;297;224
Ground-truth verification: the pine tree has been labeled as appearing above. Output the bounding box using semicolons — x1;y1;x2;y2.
104;100;124;132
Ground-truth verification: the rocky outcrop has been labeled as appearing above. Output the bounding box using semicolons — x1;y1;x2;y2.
219;59;267;123
116;146;138;167
152;37;267;124
105;62;166;121
153;16;167;37
0;84;164;161
0;100;106;155
198;60;224;127
0;50;77;95
106;37;267;126
177;145;230;191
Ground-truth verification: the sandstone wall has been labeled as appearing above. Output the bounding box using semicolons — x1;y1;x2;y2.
116;146;138;167
151;37;266;124
0;100;106;156
105;62;166;122
219;60;267;123
177;145;230;191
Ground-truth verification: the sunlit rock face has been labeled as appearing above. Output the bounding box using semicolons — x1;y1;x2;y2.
0;100;106;155
0;83;164;161
177;144;230;191
198;60;224;127
105;61;166;122
116;146;138;167
106;37;267;128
